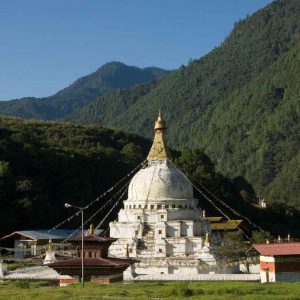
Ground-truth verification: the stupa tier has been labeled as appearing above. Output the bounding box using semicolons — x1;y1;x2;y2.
109;112;216;277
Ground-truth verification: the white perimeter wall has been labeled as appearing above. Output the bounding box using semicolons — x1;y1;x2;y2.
127;273;260;281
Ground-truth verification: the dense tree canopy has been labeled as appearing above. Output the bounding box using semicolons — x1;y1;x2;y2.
0;116;150;236
67;0;300;209
0;117;299;238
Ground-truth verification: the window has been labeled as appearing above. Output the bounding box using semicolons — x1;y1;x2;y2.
158;230;162;234
178;205;182;209
139;205;142;209
172;204;176;208
165;205;169;209
137;216;140;220
133;205;136;209
161;215;164;219
151;205;154;209
159;249;163;253
157;205;161;209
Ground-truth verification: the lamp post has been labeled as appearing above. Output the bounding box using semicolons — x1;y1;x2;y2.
64;203;84;286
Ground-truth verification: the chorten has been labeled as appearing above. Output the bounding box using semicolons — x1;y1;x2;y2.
109;112;216;278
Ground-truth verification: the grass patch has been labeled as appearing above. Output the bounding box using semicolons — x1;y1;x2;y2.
0;280;300;299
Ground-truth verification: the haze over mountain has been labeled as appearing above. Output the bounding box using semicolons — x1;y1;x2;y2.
0;62;170;119
68;0;300;208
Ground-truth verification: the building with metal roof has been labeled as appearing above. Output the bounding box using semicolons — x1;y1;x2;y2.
0;229;102;260
253;242;300;283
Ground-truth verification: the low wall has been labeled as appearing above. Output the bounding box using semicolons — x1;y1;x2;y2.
132;273;260;281
0;266;70;281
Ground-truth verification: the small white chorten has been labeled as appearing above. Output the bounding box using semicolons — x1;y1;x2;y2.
43;239;56;265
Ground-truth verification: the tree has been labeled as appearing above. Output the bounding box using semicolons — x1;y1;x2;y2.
215;231;249;261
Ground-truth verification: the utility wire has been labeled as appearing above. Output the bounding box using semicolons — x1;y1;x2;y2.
168;160;253;241
95;183;129;230
60;179;131;243
48;159;147;233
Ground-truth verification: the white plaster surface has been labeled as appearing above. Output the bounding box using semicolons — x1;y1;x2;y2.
128;160;193;201
260;270;276;283
43;250;56;265
109;158;217;276
260;255;275;262
0;263;7;276
0;266;72;280
239;263;260;274
130;273;260;281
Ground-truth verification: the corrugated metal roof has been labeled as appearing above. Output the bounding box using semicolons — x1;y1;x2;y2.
1;229;102;241
253;243;300;256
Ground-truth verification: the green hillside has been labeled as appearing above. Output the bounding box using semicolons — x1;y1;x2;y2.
1;116;300;237
69;0;300;208
0;62;170;120
0;116;150;235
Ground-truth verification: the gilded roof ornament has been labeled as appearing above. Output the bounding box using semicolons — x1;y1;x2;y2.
147;111;171;161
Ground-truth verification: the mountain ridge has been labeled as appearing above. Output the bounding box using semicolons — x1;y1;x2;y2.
0;61;170;119
67;0;300;208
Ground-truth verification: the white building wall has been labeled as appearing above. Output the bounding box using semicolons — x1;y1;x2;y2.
129;273;260;281
260;270;276;283
109;222;140;239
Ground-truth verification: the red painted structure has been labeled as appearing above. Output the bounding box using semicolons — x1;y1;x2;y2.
48;235;135;285
253;243;300;283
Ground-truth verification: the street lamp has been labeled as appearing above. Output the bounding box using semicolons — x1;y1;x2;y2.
64;202;84;286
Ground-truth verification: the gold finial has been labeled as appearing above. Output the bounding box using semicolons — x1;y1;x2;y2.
154;109;165;129
287;233;291;242
89;224;94;236
48;239;53;251
202;210;206;218
147;111;171;161
278;235;281;242
204;232;210;244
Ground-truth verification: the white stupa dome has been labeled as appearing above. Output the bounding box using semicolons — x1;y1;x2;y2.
127;111;194;202
128;160;193;201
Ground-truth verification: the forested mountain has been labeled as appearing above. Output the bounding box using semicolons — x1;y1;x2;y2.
0;116;150;236
68;0;300;208
0;62;170;120
1;116;300;237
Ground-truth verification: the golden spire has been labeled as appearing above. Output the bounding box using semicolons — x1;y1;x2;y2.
147;110;171;161
48;239;53;251
204;232;210;245
89;224;94;236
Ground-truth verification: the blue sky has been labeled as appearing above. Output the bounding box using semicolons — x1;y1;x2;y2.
0;0;271;100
